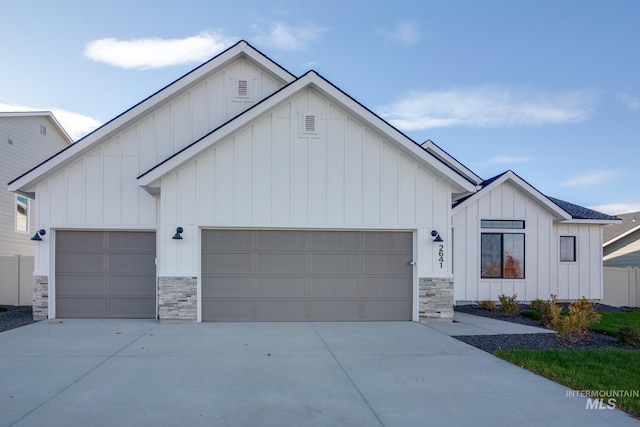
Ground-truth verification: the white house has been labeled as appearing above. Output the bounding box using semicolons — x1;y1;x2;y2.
8;41;618;322
1;112;72;305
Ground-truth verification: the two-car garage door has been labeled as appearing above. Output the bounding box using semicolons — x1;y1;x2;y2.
201;230;413;321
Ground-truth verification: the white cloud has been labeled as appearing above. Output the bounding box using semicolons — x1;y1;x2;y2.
616;92;640;110
0;102;101;140
561;170;620;188
379;85;596;131
588;201;640;216
85;31;237;70
252;22;326;51
488;155;534;165
378;21;422;46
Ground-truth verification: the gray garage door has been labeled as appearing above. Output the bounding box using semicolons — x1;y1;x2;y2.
55;231;156;319
201;230;413;321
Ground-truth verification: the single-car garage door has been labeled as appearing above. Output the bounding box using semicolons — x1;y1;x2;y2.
201;230;413;321
55;231;156;319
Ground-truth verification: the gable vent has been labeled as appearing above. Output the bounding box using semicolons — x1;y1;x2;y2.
40;124;47;136
304;114;316;133
236;79;249;98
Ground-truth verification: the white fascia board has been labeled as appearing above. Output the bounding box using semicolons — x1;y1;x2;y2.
453;171;571;220
561;219;622;225
9;41;294;194
138;71;476;194
422;140;483;185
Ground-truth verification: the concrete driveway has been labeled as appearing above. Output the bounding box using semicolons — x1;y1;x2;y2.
0;320;637;427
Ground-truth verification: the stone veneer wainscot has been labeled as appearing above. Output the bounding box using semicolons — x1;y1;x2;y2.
419;277;454;322
158;276;197;321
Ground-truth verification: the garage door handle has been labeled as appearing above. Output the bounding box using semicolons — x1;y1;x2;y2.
409;260;417;266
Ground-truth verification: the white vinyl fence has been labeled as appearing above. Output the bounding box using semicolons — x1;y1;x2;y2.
0;256;33;306
603;267;640;308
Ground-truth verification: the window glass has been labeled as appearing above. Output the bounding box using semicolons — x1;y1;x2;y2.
481;233;525;279
560;236;576;262
16;195;28;232
481;220;525;229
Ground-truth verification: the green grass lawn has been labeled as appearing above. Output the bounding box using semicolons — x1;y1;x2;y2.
591;310;640;336
496;349;640;417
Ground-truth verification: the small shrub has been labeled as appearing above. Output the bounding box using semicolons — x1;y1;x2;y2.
618;327;640;347
552;297;601;342
476;300;497;311
498;293;520;316
534;295;564;328
521;310;541;321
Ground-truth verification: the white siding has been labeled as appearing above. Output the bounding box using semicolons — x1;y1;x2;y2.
159;89;453;278
453;181;604;302
0;116;70;257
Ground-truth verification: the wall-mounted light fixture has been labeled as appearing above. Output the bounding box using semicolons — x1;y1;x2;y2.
31;229;46;241
431;230;443;242
172;227;184;240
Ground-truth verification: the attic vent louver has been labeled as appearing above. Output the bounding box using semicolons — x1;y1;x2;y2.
237;79;249;97
40;124;47;136
304;114;316;133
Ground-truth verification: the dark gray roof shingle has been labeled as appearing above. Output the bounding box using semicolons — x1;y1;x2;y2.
548;197;620;221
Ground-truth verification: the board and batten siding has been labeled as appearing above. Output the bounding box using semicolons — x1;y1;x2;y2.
159;88;453;278
1;116;70;257
29;58;284;274
453;181;603;302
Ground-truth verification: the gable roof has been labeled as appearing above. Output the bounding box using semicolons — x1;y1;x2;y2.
137;69;477;194
603;211;640;246
548;197;620;223
8;40;295;194
0;111;73;146
420;140;483;187
453;170;571;220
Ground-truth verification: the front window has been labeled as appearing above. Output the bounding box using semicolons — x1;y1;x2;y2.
560;236;576;262
16;195;29;233
480;220;525;279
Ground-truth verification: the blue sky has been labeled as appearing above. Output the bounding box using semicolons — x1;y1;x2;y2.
2;0;639;214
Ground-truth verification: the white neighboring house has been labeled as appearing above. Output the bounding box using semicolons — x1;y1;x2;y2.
8;41;619;322
1;112;73;256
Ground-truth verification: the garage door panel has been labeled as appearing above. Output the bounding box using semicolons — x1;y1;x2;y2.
56;253;104;273
310;253;360;274
202;230;413;321
202;253;253;274
365;300;412;320
201;277;252;298
256;277;306;297
256;253;307;274
256;230;307;250
109;275;156;296
257;300;307;321
56;297;108;318
56;275;105;296
364;254;412;275
310;300;360;321
310;277;359;297
109;253;156;273
56;231;104;250
363;231;413;252
310;231;360;251
108;297;156;319
108;231;156;250
202;300;253;321
202;230;253;251
364;277;413;298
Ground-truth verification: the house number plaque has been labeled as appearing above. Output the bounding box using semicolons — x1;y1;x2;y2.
438;244;444;268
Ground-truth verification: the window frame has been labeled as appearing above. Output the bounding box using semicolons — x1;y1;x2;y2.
15;195;29;233
559;236;577;262
480;219;526;280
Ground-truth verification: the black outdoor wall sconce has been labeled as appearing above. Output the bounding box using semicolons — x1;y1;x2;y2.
172;227;184;240
431;230;443;242
31;229;46;241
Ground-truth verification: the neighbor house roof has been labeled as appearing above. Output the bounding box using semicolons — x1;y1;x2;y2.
0;111;73;145
602;211;640;246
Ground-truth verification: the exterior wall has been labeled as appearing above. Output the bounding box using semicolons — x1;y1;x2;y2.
0;116;69;257
604;231;640;268
453;181;603;302
419;277;454;321
158;276;197;321
158;88;454;286
30;57;284;278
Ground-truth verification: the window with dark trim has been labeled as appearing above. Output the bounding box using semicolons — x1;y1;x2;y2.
560;236;576;262
481;220;525;229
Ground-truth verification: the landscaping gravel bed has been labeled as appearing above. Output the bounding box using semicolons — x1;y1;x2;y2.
454;303;638;353
0;306;37;333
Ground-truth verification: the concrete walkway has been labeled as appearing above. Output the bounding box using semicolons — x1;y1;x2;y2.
0;319;637;427
425;312;556;336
